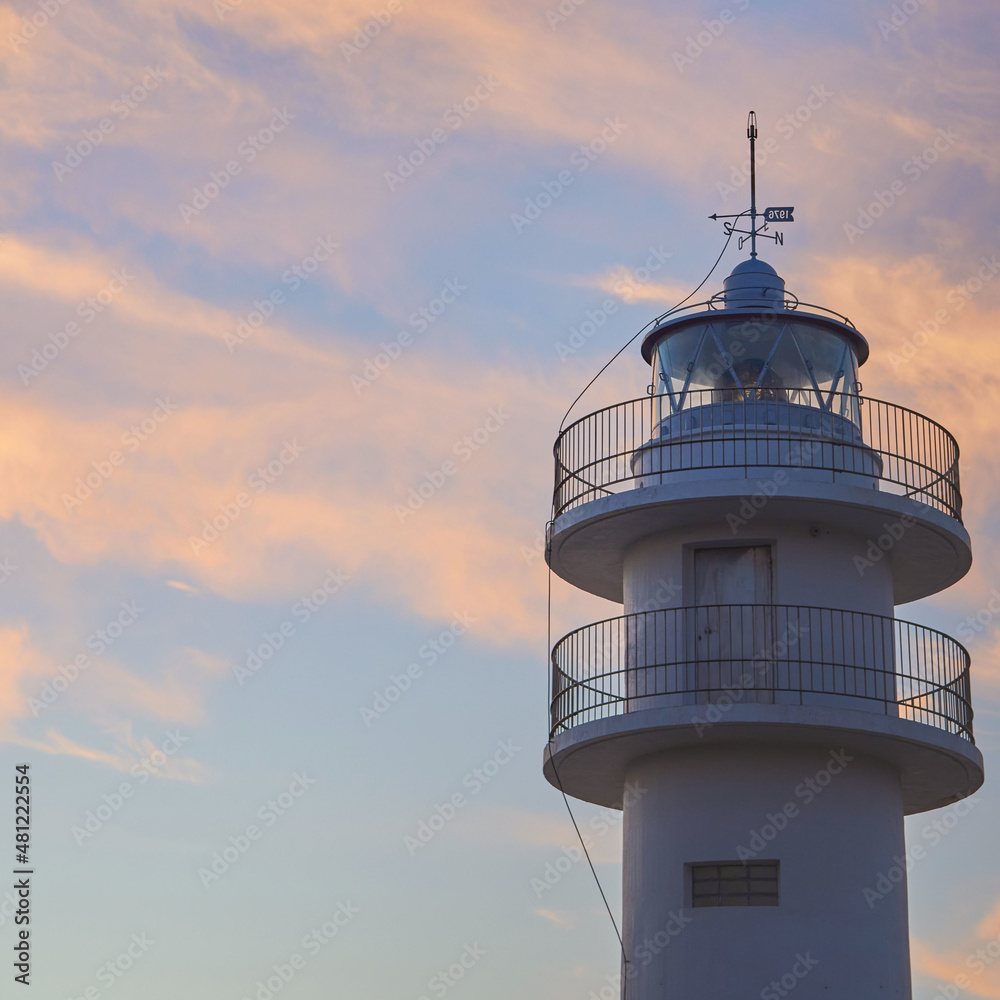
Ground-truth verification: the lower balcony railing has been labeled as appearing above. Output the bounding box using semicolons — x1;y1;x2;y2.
550;604;973;743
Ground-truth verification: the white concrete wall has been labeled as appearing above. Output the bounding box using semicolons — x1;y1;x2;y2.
622;744;911;999
623;518;895;617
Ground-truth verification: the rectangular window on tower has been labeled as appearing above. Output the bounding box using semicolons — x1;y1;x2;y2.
689;861;779;907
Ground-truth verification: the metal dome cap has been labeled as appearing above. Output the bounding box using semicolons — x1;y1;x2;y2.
721;257;786;309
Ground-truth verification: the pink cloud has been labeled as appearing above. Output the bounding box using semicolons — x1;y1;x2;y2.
0;621;212;778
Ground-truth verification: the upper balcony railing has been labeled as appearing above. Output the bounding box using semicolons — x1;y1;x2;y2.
553;390;962;521
550;604;974;743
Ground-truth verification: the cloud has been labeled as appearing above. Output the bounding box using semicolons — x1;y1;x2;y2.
5;231;1000;655
0;614;221;775
13;725;206;783
809;251;1000;528
98;721;207;783
0;625;51;737
978;901;1000;941
577;265;691;307
458;804;623;865
534;907;574;928
4;0;997;283
73;648;230;730
967;630;1000;696
912;908;1000;999
0;232;625;645
1;0;999;774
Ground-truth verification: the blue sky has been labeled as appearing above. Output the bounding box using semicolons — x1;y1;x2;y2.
1;0;999;996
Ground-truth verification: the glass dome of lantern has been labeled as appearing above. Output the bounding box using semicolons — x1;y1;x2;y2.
633;258;877;484
641;258;868;418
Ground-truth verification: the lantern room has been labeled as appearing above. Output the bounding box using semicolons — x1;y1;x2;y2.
641;258;869;419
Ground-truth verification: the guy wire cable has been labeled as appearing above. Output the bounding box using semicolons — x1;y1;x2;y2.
558;216;745;433
545;224;744;997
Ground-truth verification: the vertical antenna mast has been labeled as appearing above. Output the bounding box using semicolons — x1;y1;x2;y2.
709;111;794;255
748;110;758;258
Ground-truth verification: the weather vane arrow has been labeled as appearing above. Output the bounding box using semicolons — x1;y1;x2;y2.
710;111;795;256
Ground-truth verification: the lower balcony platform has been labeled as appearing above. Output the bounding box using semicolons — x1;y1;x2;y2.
544;604;982;814
543;702;983;815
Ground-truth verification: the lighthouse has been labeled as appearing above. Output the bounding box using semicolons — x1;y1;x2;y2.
543;115;982;998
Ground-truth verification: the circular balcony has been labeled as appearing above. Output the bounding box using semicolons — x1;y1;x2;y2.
554;391;961;520
547;391;970;605
551;604;972;739
544;605;982;813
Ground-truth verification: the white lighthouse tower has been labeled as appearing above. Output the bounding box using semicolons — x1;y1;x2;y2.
543;114;982;998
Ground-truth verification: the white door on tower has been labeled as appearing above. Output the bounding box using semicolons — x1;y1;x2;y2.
692;546;774;702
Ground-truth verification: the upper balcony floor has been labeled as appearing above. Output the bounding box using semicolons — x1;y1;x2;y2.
548;383;971;605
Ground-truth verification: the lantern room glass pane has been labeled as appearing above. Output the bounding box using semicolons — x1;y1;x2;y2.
653;317;860;418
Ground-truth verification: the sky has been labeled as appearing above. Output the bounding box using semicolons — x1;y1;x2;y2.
1;0;999;997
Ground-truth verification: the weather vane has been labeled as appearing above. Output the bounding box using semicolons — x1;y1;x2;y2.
709;111;795;257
